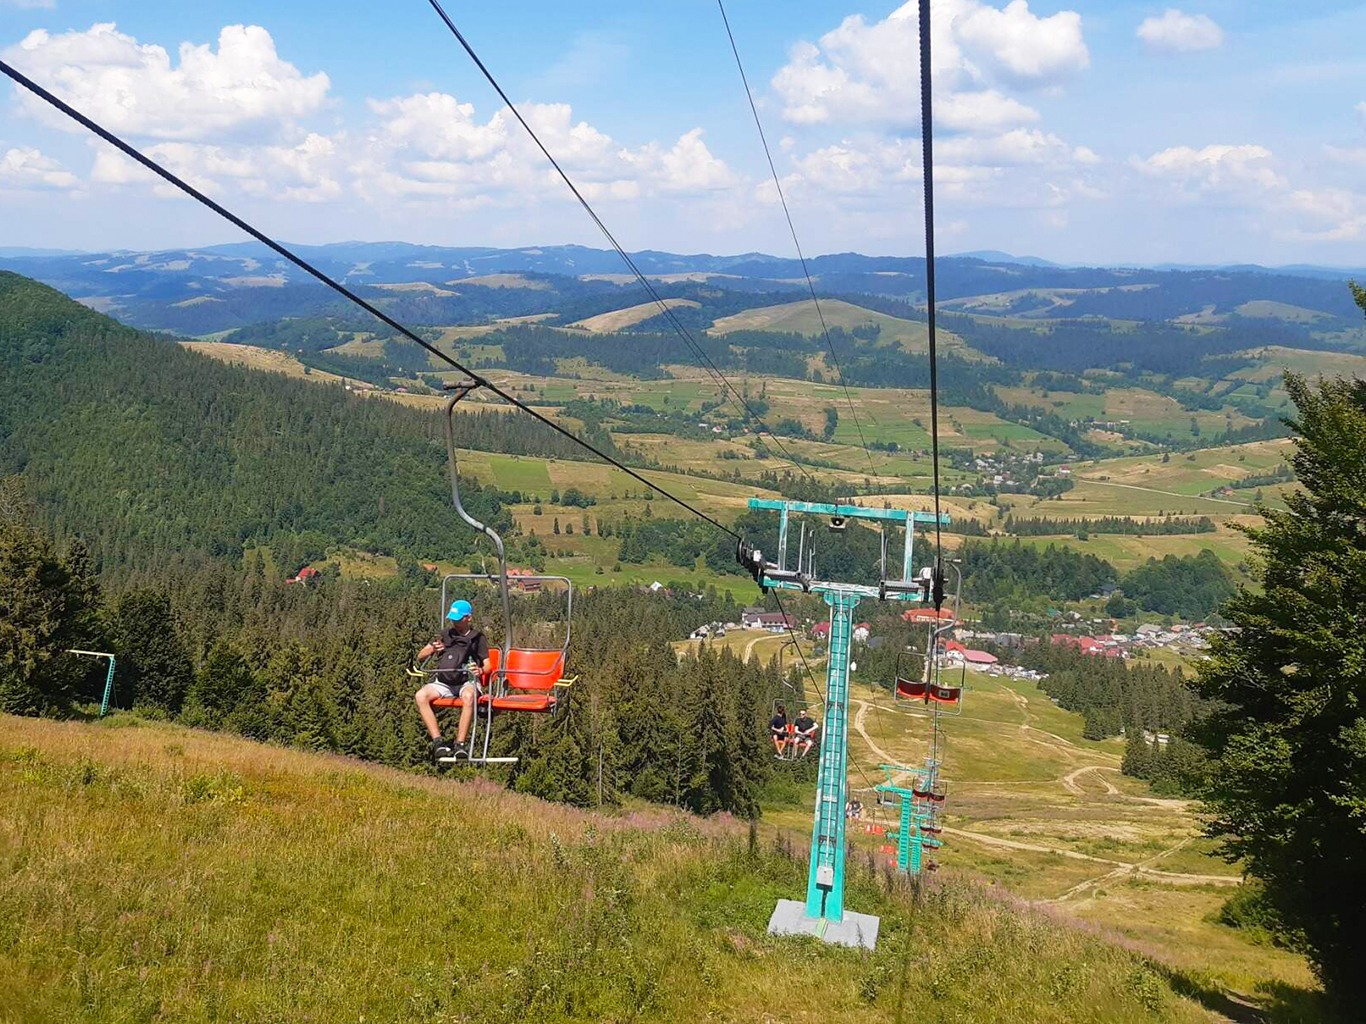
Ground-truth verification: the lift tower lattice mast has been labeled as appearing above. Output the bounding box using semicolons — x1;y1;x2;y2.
738;499;948;949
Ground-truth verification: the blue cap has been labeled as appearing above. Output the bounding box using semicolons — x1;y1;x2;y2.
447;599;473;622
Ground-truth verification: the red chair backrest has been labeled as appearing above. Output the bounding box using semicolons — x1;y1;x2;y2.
896;677;928;701
503;649;564;692
482;647;502;684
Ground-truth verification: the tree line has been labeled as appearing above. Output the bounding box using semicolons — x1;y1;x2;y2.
0;493;791;819
1003;515;1216;536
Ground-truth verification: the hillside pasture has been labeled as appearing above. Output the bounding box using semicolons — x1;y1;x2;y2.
995;384;1256;441
1009;527;1253;573
1230;345;1366;385
2;713;1265;1024
1078;439;1292;496
568;297;700;332
709;298;976;356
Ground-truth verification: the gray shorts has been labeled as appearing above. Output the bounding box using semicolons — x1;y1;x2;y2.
430;678;482;701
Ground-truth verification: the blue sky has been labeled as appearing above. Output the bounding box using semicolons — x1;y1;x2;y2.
1;0;1364;265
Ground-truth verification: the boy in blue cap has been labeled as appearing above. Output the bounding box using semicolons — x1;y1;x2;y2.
414;599;491;762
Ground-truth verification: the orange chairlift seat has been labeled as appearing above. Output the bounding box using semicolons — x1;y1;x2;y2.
415;380;576;765
430;648;568;715
892;565;966;715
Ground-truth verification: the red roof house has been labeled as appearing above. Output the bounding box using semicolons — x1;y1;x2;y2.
904;608;954;623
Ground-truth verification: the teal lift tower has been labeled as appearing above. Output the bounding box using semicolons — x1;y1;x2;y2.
737;499;949;950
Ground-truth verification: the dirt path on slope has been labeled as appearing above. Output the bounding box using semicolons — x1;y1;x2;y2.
1060;764;1122;796
942;828;1239;886
742;634;765;664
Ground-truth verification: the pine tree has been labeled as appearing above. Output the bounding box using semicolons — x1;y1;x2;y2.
113;589;192;716
1120;732;1152;780
1193;368;1366;1008
0;517;89;716
186;640;255;729
515;705;592;806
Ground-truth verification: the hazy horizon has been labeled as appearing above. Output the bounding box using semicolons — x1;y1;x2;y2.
2;2;1364;266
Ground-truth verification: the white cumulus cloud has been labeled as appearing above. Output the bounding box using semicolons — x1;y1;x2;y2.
90;134;343;202
1138;144;1282;190
1137;10;1224;53
356;91;736;205
0;146;78;190
771;0;1088;131
4;23;329;141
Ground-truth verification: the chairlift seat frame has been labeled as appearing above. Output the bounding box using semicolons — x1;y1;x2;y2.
411;382;578;767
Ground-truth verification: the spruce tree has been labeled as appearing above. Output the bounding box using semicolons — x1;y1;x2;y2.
113;589;192;716
1193;369;1366;1009
0;517;89;716
186;640;255;729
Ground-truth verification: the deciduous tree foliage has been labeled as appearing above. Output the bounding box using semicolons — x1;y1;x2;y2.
1193;368;1366;1010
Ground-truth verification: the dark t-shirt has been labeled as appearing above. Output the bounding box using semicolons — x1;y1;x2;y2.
795;715;816;735
434;626;489;686
769;713;788;734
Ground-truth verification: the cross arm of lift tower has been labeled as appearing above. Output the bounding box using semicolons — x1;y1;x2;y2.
736;500;949;603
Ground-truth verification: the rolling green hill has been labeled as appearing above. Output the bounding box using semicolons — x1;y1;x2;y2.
0;272;585;572
0;713;1248;1023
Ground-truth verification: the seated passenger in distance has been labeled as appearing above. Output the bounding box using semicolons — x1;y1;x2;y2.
414;599;491;762
793;709;819;757
770;703;789;758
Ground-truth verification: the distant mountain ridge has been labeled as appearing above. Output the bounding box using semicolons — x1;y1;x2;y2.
2;241;1362;335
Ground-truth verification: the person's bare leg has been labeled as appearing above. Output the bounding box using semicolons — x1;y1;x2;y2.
457;683;477;743
415;685;442;740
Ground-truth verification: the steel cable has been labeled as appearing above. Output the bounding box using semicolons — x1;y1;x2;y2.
0;57;739;540
716;0;883;487
424;0;820;486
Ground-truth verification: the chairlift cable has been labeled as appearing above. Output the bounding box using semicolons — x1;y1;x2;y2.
716;0;883;486
0;58;739;541
424;0;820;487
918;0;946;581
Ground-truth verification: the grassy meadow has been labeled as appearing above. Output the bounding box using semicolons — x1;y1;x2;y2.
0;713;1264;1024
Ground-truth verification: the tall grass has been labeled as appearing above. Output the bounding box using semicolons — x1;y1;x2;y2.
1;714;1217;1023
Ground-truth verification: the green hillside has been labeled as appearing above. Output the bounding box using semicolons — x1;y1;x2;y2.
0;272;582;572
0;713;1228;1024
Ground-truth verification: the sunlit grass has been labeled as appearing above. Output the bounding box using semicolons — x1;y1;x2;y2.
0;714;1244;1023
